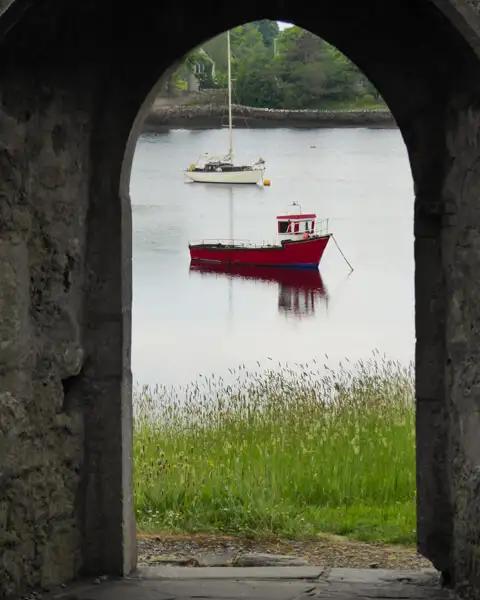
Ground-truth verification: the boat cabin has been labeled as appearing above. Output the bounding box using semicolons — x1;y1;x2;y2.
276;210;317;242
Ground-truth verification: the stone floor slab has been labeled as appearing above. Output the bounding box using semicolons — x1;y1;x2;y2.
322;567;440;584
49;567;453;600
136;578;313;599
137;565;325;579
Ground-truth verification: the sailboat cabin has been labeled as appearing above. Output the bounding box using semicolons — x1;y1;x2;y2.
276;211;317;241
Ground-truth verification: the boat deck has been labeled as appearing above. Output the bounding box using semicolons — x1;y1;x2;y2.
189;235;330;250
192;165;260;173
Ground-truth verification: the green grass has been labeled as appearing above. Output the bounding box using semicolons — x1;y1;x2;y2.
314;97;388;111
134;353;416;545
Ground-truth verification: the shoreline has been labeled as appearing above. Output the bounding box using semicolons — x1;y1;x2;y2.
142;103;397;132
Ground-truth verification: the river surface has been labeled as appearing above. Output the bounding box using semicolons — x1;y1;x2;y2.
130;127;414;388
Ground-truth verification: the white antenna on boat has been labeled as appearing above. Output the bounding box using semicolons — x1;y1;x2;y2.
291;201;302;212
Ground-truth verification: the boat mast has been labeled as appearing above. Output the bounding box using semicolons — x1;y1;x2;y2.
228;187;233;329
229;186;234;241
227;29;233;160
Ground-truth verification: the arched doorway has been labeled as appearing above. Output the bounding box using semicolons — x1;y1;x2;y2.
1;0;480;597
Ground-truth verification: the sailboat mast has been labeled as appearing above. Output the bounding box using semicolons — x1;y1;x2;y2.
227;29;233;159
229;186;234;240
228;187;233;328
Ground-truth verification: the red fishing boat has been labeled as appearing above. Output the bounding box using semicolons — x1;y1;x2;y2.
189;202;331;269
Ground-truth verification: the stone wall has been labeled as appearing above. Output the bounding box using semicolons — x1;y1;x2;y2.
443;99;480;597
3;0;480;598
0;73;91;594
144;103;395;131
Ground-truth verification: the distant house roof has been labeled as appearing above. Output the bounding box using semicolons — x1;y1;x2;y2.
197;48;215;65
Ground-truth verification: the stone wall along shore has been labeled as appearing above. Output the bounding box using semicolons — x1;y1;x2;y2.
143;102;396;131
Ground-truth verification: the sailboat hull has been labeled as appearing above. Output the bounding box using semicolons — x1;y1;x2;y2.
184;168;264;184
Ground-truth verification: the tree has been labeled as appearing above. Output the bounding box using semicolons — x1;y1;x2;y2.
273;27;371;109
252;19;279;47
173;23;387;110
234;55;282;108
230;23;265;62
274;28;328;108
276;25;313;58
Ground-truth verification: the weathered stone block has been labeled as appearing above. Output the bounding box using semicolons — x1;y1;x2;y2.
39;519;82;588
415;236;445;400
465;0;480;14
416;398;452;572
0;239;29;369
0;383;30;437
82;375;135;576
0;549;22;596
84;314;131;379
0;71;89;599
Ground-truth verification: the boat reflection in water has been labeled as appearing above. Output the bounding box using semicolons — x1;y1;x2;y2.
189;262;328;318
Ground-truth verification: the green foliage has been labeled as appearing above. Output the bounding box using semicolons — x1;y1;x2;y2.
172;21;387;110
234;56;283;108
273;28;361;109
171;47;217;91
184;49;204;71
195;67;217;90
253;19;279;47
230;23;265;60
202;33;228;72
134;354;415;544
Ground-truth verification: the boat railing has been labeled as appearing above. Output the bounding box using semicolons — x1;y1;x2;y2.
316;219;329;235
189;238;277;248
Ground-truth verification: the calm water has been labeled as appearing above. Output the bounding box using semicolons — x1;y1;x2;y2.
130;127;414;388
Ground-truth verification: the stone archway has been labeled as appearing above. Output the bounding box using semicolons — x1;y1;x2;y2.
2;0;480;597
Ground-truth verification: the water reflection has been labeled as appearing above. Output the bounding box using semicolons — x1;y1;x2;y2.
189;262;328;318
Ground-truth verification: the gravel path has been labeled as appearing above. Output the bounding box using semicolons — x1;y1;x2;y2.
137;533;433;571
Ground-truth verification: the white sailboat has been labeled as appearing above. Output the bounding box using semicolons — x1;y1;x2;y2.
184;30;266;184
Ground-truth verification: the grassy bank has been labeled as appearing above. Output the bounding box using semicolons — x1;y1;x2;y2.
134;354;416;545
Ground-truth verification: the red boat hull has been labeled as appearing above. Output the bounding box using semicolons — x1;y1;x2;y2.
189;235;330;268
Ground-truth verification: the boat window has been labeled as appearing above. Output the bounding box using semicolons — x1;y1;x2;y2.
278;221;290;234
294;223;300;233
305;222;309;232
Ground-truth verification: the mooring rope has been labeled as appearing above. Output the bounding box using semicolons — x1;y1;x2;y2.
331;234;354;272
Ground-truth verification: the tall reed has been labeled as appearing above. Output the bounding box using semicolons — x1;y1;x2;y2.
134;352;416;544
